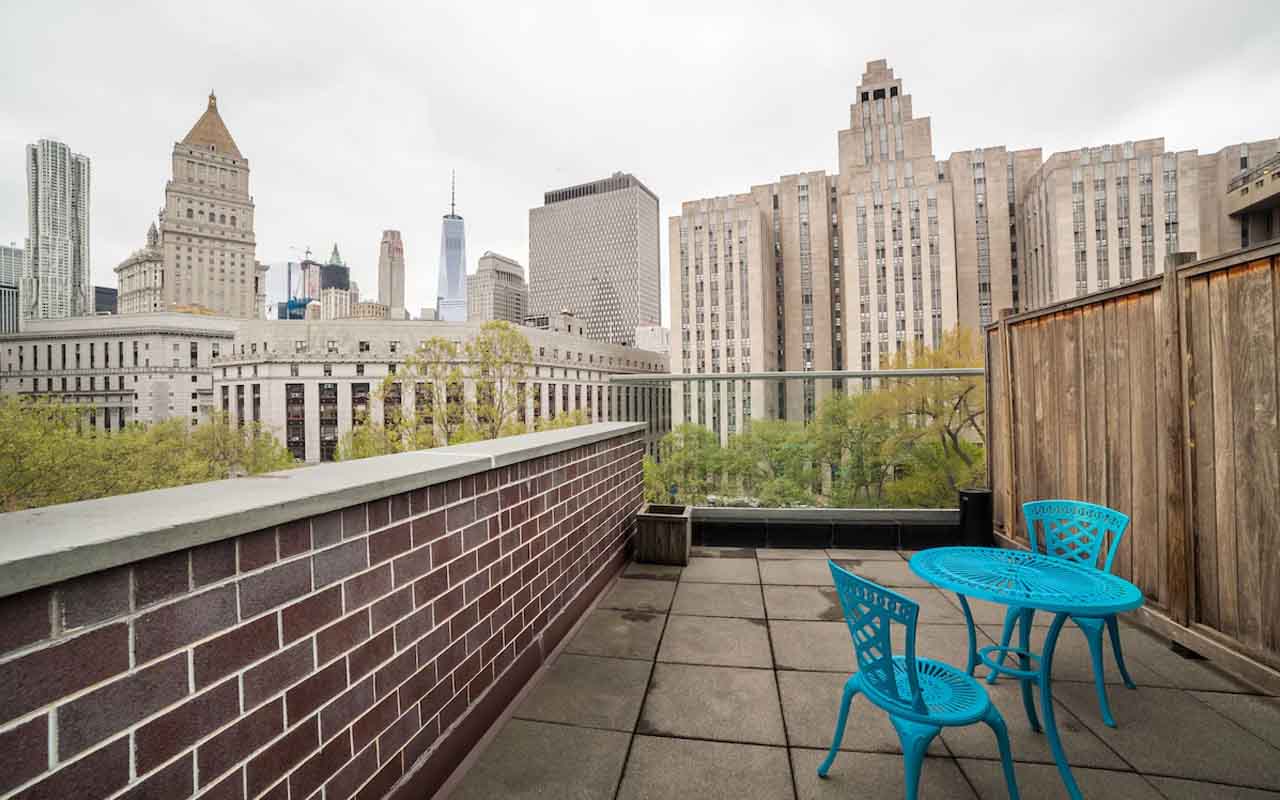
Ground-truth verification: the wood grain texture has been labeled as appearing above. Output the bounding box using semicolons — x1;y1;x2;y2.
1209;271;1240;639
1186;276;1218;629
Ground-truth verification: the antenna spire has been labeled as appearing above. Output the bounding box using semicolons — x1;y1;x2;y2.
450;170;456;216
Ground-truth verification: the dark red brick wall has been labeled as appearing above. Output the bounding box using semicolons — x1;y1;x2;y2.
0;431;644;799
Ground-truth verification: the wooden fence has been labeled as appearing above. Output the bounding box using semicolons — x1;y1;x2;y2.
986;240;1280;689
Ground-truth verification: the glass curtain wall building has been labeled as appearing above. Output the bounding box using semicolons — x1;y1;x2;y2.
437;173;467;321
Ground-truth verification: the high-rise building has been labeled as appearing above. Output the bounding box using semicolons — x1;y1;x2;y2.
672;58;1280;442
114;223;164;314
635;324;670;356
528;172;660;345
93;287;117;314
467;252;527;323
378;230;406;319
0;244;18;334
23;139;91;322
349;280;360;305
155;92;266;318
437;175;467;322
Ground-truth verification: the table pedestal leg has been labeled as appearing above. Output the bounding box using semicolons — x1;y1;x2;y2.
1040;612;1083;800
1017;608;1041;733
955;594;978;677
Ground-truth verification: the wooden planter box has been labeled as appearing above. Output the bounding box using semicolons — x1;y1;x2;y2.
635;504;692;565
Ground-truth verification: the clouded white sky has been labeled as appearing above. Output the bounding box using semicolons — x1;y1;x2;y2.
2;0;1276;323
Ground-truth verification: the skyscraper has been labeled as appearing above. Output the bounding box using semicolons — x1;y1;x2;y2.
23;139;91;322
528;172;660;345
437;172;467;322
467;252;527;323
0;243;20;333
155;92;266;318
378;229;405;319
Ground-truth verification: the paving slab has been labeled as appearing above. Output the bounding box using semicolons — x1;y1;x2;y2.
776;669;945;755
1192;690;1280;750
756;548;830;560
840;558;932;588
450;718;630;800
1007;622;1167;688
769;621;857;672
947;595;1050;629
1146;775;1280;799
893;623;996;674
691;546;757;559
638;662;785;745
623;562;682;581
598;577;676;613
657;615;773;668
1053;683;1280;790
764;585;844;621
1113;623;1255;693
898;587;968;626
938;679;1127;769
514;653;651;731
670;582;764;618
617;736;794;800
566;608;665;660
760;559;835;586
957;758;1162;800
826;548;905;561
791;748;976;800
681;557;760;584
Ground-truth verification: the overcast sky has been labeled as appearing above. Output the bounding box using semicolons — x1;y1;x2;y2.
2;0;1276;323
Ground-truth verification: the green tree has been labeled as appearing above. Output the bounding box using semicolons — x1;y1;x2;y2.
395;336;466;447
465;321;532;439
648;423;723;505
723;420;818;506
534;408;589;432
813;392;893;506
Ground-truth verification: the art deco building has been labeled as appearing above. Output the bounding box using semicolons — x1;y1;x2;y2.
154;93;266;318
672;59;1279;441
23;139;91;321
529;172;660;346
467;251;527;323
437;177;467;322
378;230;406;319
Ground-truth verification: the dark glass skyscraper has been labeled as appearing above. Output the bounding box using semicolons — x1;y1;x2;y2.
437;173;467;321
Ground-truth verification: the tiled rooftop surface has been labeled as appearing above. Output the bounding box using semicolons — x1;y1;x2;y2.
442;547;1280;799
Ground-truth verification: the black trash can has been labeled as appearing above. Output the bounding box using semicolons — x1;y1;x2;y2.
958;489;994;547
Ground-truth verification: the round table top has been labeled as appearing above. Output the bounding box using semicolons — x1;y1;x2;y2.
909;546;1144;616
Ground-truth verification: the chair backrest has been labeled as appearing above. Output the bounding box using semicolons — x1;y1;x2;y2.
828;560;925;715
1022;500;1131;573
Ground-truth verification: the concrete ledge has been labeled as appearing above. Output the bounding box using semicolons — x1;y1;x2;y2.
0;421;645;599
692;507;959;524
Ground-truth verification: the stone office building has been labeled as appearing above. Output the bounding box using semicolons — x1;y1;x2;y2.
672;58;1279;442
0;313;238;430
212;319;669;463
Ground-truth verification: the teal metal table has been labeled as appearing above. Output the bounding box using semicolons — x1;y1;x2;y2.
910;546;1144;800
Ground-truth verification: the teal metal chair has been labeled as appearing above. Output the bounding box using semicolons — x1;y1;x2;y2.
820;561;1020;800
987;500;1136;727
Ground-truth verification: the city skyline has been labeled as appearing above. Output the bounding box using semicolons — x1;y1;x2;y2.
1;1;1276;327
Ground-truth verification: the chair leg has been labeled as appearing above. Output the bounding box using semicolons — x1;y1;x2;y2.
984;705;1021;800
1082;622;1118;728
892;719;939;800
987;606;1018;685
1106;615;1138;690
817;678;859;777
1016;608;1041;733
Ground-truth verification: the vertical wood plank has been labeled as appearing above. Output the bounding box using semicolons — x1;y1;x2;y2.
1209;271;1239;638
1271;256;1280;655
1187;275;1218;629
1105;299;1134;582
1058;311;1084;500
1160;267;1190;623
1082;305;1108;507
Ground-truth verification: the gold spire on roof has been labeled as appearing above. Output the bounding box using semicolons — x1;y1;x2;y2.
180;90;243;158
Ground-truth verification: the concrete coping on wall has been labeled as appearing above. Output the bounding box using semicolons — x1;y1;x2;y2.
691;507;958;524
0;421;646;600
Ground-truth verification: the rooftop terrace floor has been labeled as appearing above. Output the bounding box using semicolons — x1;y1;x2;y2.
441;548;1280;799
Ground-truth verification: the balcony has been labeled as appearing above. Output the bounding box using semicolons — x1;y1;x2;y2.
0;241;1277;799
1225;152;1280;217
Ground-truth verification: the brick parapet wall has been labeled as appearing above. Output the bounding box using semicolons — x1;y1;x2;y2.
0;428;645;800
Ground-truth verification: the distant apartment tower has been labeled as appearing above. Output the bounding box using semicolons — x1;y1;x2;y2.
467;251;527;323
155;93;266;318
437;175;466;322
378;230;406;319
1019;137;1280;309
529;172;660;345
23;139;91;322
0;243;19;333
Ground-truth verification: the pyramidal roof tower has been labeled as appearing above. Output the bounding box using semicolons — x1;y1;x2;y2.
437;170;467;321
181;92;243;159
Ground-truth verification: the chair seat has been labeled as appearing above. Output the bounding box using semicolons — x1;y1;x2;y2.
863;656;990;725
